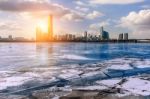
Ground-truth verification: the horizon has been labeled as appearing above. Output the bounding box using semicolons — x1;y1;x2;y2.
0;0;150;39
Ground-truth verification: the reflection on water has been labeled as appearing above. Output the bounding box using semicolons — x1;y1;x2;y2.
36;43;55;67
0;43;150;70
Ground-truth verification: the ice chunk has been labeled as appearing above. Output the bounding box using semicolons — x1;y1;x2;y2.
74;85;108;91
96;79;121;87
136;65;150;68
81;71;106;78
121;78;150;96
0;76;31;90
58;69;82;80
107;64;133;70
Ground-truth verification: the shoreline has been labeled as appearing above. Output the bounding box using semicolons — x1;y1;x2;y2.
0;40;149;43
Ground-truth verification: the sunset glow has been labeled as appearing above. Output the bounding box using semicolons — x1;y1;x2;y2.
37;20;48;33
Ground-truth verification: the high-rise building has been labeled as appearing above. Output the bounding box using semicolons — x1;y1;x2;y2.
48;15;53;41
36;26;42;41
118;33;123;40
124;33;128;40
100;26;103;38
84;31;88;41
100;26;109;40
8;35;13;40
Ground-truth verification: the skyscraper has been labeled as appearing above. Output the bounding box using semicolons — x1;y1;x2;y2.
118;33;123;40
100;26;103;38
124;33;128;40
48;15;53;41
36;26;42;42
8;35;13;40
100;26;109;40
84;31;88;41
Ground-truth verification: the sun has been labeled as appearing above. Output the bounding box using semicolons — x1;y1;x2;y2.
37;20;48;33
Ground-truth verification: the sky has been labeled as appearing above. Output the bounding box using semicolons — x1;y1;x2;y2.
0;0;150;39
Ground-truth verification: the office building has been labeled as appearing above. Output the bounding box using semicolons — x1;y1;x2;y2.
48;15;53;41
100;26;109;40
36;26;42;41
118;33;123;40
8;35;13;40
84;31;88;41
124;33;128;40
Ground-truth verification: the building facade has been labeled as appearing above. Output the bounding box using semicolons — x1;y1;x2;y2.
118;33;123;40
124;33;128;40
100;26;109;40
48;15;53;41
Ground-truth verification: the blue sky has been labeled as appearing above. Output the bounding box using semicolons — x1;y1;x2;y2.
0;0;149;39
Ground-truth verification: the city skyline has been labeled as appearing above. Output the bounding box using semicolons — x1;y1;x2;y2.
0;0;149;39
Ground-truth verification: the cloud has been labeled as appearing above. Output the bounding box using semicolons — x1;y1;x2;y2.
87;11;104;19
89;20;110;30
75;6;89;12
0;24;21;31
119;9;150;38
0;21;22;31
61;13;84;22
75;1;86;6
90;0;144;5
0;0;84;21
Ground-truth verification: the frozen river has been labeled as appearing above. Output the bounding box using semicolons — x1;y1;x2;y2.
0;43;150;70
0;43;150;98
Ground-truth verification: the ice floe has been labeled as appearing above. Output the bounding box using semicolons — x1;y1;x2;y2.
121;78;150;96
74;85;108;91
58;69;82;80
96;79;121;87
0;76;32;90
136;65;150;68
107;64;133;70
94;77;150;96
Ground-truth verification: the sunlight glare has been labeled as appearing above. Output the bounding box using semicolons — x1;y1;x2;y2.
37;20;48;33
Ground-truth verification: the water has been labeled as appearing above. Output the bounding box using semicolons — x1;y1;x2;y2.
0;42;150;95
0;43;150;70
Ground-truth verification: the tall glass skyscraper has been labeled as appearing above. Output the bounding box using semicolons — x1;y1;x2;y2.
100;26;109;40
48;15;53;41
